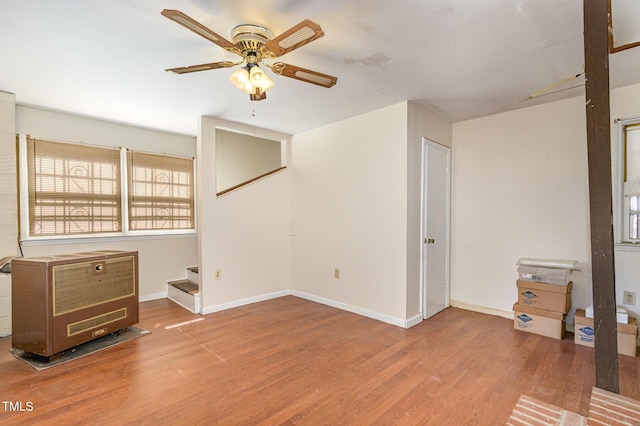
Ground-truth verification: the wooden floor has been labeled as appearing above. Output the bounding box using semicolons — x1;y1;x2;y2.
0;296;638;425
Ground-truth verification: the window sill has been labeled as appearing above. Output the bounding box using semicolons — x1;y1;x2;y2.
615;242;640;252
21;231;196;247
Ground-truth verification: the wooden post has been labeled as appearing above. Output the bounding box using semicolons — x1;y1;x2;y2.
583;0;619;393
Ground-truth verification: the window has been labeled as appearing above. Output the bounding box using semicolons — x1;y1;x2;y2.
616;118;640;243
25;137;121;236
126;150;195;231
630;195;640;240
20;136;195;239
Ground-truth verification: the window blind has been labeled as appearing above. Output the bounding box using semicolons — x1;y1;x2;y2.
26;137;122;236
625;124;640;194
126;150;194;231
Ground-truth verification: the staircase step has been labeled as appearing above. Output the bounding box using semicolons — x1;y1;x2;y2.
186;266;199;285
168;279;199;295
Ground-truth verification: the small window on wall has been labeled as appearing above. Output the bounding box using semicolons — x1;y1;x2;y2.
126;150;195;231
616;118;640;243
215;128;285;196
24;137;122;236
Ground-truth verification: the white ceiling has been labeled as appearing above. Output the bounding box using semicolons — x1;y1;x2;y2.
1;0;639;136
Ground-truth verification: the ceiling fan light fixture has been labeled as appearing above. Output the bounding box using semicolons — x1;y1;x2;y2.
249;65;274;92
230;66;251;91
230;64;274;95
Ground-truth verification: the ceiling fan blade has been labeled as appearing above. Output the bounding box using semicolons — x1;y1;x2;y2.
166;61;235;74
264;19;324;57
161;9;236;51
272;62;337;88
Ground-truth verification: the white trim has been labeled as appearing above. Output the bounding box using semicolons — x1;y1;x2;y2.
195;289;424;328
405;314;423;329
419;137;426;317
20;231;196;246
614;117;640;243
18;134;29;241
450;299;513;320
615;242;640;252
421;138;452;319
291;290;413;329
121;147;129;233
201;290;291;315
139;292;167;302
614;119;626;243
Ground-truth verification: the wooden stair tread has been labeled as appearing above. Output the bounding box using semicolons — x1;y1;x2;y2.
186;266;198;274
168;279;199;295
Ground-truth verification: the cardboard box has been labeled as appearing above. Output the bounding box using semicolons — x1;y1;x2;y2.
517;280;572;313
513;303;566;340
574;309;638;357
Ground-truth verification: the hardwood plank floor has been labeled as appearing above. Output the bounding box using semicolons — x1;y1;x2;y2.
0;296;638;425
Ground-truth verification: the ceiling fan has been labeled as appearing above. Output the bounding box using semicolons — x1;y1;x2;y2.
161;9;338;101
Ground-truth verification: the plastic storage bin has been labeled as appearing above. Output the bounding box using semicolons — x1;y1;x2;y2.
517;265;571;285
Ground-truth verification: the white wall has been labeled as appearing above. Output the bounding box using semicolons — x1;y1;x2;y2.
15;106;198;300
0;92;18;336
290;102;410;324
451;83;640;323
198;117;292;313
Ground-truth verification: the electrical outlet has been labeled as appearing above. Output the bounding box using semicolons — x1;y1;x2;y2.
334;268;340;279
214;269;222;280
623;291;636;305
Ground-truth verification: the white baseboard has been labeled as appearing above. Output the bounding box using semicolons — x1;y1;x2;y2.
198;289;424;329
450;299;513;319
405;314;423;329
201;290;291;315
291;290;416;329
139;292;167;302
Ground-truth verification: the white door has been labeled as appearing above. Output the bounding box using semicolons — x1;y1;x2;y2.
422;138;450;319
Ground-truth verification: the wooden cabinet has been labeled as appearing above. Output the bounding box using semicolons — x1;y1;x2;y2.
11;250;138;359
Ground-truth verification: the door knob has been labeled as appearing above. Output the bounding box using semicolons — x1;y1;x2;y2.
425;238;435;244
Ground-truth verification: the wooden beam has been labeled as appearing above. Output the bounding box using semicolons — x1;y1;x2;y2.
583;0;619;393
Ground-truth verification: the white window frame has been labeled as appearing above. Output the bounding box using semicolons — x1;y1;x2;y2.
18;134;196;244
614;117;640;249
